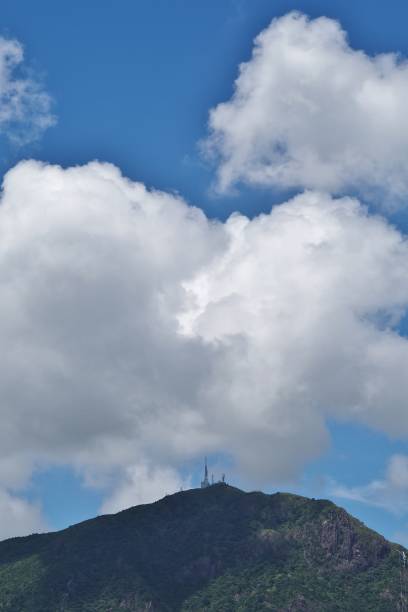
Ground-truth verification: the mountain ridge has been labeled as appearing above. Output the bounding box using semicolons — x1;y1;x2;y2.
0;484;405;611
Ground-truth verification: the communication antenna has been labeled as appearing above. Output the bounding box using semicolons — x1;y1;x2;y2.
400;550;407;612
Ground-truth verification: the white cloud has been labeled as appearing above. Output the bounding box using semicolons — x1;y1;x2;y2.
205;12;408;204
331;455;408;514
2;161;408;526
0;488;47;540
0;37;55;145
100;463;190;514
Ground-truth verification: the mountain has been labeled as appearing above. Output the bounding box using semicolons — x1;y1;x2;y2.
0;483;405;611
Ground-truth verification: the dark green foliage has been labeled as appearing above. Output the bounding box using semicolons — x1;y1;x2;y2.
0;485;405;611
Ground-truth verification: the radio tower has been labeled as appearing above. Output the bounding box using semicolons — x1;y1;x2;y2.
200;457;210;488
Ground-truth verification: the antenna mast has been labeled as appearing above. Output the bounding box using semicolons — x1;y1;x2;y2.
200;456;210;488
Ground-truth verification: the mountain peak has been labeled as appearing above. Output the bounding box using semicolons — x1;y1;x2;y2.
0;487;405;611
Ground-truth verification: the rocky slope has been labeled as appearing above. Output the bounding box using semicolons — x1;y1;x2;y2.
0;484;405;611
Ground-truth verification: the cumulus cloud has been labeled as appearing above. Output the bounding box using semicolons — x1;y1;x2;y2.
0;37;55;145
0;488;46;540
101;463;190;514
331;455;408;514
205;12;408;203
2;161;408;532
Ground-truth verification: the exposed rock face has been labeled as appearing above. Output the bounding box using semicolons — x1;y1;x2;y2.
0;485;404;611
318;509;390;570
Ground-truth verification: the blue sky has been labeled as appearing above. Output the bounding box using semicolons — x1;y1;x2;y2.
1;0;408;546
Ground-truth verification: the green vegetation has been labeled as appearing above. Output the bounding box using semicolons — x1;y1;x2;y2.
0;484;405;611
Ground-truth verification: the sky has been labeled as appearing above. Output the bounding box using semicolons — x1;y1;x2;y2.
1;0;408;546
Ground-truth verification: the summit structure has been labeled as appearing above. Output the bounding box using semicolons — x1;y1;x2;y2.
200;457;226;488
201;457;210;488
